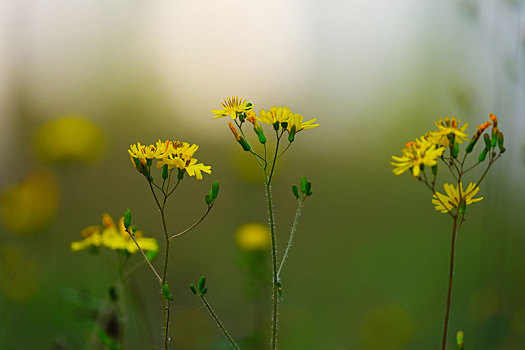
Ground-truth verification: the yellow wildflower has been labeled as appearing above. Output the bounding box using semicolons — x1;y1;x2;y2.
427;117;469;145
71;213;158;254
128;142;166;161
432;182;483;213
212;96;252;119
286;112;319;132
235;223;271;252
155;141;211;180
391;137;445;177
258;106;292;126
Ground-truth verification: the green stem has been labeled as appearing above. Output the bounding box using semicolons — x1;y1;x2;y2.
441;214;460;350
277;199;304;278
200;296;240;349
265;181;279;350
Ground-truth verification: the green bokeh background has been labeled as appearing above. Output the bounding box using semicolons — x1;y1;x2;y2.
1;1;524;349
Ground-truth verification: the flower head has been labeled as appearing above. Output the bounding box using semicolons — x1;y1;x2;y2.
71;213;158;253
235;222;271;252
427;117;469;146
391;137;445;177
286;112;319;133
258;106;292;127
432;182;483;213
212;96;252;119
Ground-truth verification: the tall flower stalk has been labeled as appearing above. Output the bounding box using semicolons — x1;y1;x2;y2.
213;97;318;349
391;114;505;349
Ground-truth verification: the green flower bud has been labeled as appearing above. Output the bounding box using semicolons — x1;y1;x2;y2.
479;147;489;162
123;209;132;230
483;133;491;147
305;181;312;196
162;284;174;301
238;137;251;152
497;132;504;149
190;284;197;295
162;164;169;180
452;142;460;158
465;137;478;153
288;125;296;143
457;330;464;349
198;276;207;293
300;176;308;193
205;194;213;206
211;181;220;199
131;225;138;234
254;126;266;144
201;287;208;295
500;146;506;153
292;185;299;199
178;168;185;180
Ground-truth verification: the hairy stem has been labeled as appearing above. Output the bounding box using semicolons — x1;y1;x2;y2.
441;214;460;350
200;296;240;350
265;181;279;350
277;199;304;278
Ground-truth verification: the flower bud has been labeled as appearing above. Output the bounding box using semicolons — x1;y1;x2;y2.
123;209;132;230
300;176;308;194
163;284;174;301
198;276;207;294
452;142;460;158
479;147;489;162
189;284;197;295
465;137;478;153
497;131;504;149
211;181;220;199
457;331;464;349
292;185;299;199
483;133;491;148
288;125;296;143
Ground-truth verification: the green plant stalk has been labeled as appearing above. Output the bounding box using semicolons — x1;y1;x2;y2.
200;295;240;350
441;214;460;350
277;199;304;278
265;181;279;350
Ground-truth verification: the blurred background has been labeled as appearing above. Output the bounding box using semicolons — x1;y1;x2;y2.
1;0;524;349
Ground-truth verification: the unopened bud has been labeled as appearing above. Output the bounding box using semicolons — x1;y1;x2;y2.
300;176;308;194
238;137;251;151
292;185;299;199
479;147;489;162
123;209;132;230
190;284;197;295
288;125;296;143
452;142;460;158
457;330;465;349
211;181;219;199
483;133;491;148
497;132;504;149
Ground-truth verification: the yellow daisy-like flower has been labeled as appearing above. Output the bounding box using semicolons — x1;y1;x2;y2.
71;213;158;254
286;112;319;132
427;117;469;146
432;182;483;213
212;96;252;119
155;141;211;180
391;137;445;177
258;106;292;126
128;142;164;160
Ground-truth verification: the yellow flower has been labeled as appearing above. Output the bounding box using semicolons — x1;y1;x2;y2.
258;106;292;126
391;137;445;177
71;213;158;254
34;115;104;163
212;96;252;119
156;142;211;180
286;112;319;132
427;117;469;145
432;182;483;213
128;141;167;161
235;223;271;252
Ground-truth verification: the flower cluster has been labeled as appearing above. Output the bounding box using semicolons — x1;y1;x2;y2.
391;113;505;214
128;140;211;180
212;96;319;149
71;213;158;254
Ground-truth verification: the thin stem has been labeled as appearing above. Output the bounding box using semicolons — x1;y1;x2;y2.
200;296;240;350
166;177;182;198
169;205;213;240
477;154;500;187
265;180;279;350
125;228;162;284
441;214;461;350
277;199;304;278
268;131;282;184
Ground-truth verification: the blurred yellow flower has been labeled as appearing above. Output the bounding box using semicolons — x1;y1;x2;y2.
391;137;444;177
71;213;158;254
286;112;319;132
235;222;271;252
212;96;252;119
34;115;104;163
432;182;483;213
0;170;59;235
258;106;291;126
427;117;469;146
